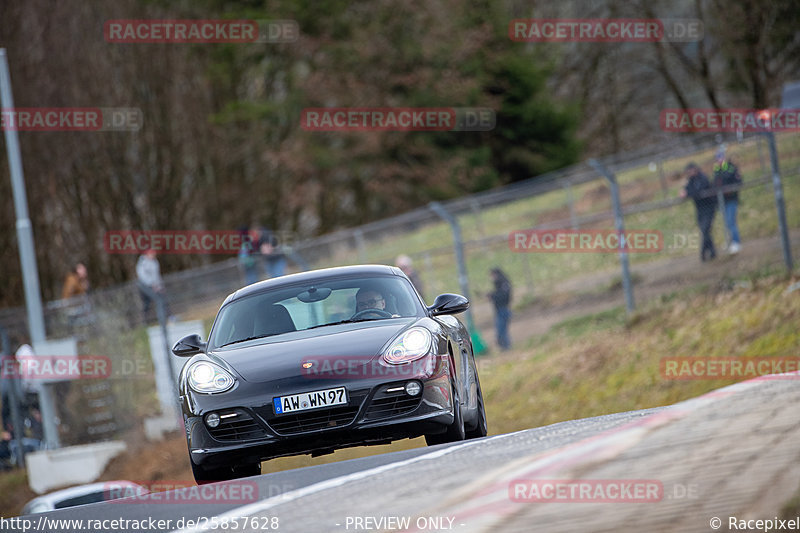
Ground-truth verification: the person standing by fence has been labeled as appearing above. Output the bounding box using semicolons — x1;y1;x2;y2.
238;226;260;285
713;147;743;254
61;263;89;299
136;249;169;324
682;163;717;261
60;262;93;329
488;267;512;351
260;228;287;279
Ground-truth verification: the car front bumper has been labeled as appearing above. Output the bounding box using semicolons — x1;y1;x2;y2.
183;356;456;467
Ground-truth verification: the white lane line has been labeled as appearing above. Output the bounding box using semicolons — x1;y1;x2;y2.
171;433;518;533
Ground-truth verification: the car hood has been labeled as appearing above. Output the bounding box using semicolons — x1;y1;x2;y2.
209;317;419;383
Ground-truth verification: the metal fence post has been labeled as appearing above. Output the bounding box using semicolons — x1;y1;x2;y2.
564;182;578;229
658;159;668;199
519;253;535;299
1;48;60;449
589;159;635;315
353;229;367;263
156;297;178;404
429;202;475;328
764;131;793;273
756;134;768;187
422;251;436;298
469;198;487;252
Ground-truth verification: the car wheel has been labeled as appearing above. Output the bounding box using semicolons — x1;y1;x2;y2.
191;460;261;485
425;386;465;446
465;383;488;439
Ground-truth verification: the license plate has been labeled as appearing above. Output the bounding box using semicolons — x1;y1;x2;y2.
273;387;347;415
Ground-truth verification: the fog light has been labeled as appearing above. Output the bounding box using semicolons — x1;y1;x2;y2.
205;413;220;428
405;381;422;396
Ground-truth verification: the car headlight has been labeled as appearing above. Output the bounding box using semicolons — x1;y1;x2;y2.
187;362;235;394
383;327;432;364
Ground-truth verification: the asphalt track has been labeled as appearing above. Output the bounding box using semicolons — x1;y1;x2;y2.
8;374;800;533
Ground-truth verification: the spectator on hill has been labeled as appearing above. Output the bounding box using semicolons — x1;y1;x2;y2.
136;249;170;323
0;429;41;467
0;432;13;469
61;263;89;299
61;262;93;329
238;226;260;285
681;162;717;261
260;228;287;279
713;147;743;254
488;267;512;351
396;254;425;301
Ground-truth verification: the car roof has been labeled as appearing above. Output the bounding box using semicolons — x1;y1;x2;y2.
225;264;406;304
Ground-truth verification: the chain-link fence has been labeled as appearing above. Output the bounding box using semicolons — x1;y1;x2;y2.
1;130;798;451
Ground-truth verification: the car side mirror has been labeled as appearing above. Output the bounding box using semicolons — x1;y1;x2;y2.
428;293;469;316
172;334;207;357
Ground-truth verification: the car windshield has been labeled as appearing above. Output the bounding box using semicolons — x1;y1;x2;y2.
209;275;423;349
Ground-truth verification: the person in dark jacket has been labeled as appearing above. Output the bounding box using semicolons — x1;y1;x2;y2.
712;147;743;254
682;162;717;261
260;228;287;279
488;267;512;350
238;226;260;285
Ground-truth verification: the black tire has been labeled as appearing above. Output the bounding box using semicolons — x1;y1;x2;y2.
425;386;465;446
465;383;488;439
191;460;261;485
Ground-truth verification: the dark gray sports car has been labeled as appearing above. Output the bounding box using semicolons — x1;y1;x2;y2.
173;264;487;483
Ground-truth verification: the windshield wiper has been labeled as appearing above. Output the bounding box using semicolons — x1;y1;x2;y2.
220;333;275;348
305;318;375;330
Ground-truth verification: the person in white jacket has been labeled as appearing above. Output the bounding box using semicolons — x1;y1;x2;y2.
136;249;169;323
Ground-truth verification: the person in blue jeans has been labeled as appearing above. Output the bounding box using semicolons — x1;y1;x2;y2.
260;228;287;279
488;267;512;351
713;148;743;254
682;162;717;261
238;226;260;285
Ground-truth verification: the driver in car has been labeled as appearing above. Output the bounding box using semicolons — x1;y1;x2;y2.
355;288;386;313
354;288;400;318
